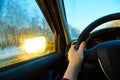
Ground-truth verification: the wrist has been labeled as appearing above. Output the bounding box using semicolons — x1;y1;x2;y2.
68;63;81;74
68;63;81;69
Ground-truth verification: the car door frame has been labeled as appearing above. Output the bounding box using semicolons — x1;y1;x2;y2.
0;0;69;80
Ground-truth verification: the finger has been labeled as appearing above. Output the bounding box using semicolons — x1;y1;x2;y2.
71;45;76;50
78;41;85;52
68;45;75;52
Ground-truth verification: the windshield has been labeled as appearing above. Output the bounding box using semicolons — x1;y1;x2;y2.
64;0;120;39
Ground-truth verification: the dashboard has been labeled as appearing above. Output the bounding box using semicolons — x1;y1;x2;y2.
86;27;120;49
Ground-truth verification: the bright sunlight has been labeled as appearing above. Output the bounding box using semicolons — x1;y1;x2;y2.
24;36;46;54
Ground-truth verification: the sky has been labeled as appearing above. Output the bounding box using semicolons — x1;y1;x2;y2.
64;0;120;32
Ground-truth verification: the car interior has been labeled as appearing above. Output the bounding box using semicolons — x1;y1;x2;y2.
0;0;120;80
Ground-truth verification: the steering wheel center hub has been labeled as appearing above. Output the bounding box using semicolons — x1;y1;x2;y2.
96;40;120;80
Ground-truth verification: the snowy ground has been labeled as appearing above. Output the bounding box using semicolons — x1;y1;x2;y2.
0;46;23;60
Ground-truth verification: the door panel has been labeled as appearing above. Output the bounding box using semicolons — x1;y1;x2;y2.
0;53;65;80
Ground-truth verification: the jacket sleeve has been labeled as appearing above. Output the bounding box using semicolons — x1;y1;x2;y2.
61;78;69;80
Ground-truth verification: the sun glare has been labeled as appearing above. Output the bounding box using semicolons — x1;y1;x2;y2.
24;37;46;54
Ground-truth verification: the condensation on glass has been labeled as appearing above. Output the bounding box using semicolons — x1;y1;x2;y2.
0;0;55;68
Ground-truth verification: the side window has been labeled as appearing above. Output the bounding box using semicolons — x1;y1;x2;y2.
0;0;55;68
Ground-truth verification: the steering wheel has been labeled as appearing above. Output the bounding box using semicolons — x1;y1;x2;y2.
76;13;120;80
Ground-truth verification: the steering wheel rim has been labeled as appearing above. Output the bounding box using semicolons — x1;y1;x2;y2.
76;13;120;80
76;13;120;49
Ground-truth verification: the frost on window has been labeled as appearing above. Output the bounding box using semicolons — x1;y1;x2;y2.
0;0;54;68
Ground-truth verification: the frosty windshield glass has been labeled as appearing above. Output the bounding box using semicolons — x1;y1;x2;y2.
0;0;54;68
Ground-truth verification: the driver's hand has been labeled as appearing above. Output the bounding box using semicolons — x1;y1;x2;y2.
63;42;85;80
68;42;85;68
